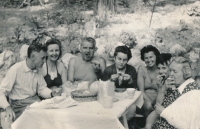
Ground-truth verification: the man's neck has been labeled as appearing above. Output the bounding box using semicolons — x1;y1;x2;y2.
26;58;36;70
81;56;93;63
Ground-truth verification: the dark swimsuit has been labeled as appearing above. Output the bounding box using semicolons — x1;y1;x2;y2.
44;62;62;88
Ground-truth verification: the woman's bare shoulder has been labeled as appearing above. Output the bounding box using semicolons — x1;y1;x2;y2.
138;64;146;73
57;60;66;73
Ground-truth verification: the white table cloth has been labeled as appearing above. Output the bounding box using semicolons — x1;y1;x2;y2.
11;91;143;129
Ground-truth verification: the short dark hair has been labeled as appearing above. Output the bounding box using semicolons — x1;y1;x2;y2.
195;75;200;80
156;53;172;66
140;45;160;61
46;38;62;59
114;45;132;60
27;39;46;58
81;37;96;48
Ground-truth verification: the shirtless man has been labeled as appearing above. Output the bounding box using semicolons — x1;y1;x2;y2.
68;37;106;84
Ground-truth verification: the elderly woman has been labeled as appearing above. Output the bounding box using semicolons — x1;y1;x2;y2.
145;53;172;129
152;57;200;129
137;45;160;118
42;39;67;89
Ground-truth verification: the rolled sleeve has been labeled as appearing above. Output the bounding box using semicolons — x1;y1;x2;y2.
0;68;16;109
37;74;52;99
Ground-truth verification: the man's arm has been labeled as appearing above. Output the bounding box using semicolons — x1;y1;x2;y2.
59;61;67;84
96;57;106;80
0;67;17;120
37;73;52;99
37;70;63;98
0;67;16;109
67;58;75;82
101;67;111;81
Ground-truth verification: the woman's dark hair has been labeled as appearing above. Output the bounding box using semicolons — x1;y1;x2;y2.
114;45;132;60
140;45;160;61
156;53;172;66
195;75;200;80
46;38;62;59
27;39;46;58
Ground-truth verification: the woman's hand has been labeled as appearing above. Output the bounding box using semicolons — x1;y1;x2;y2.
123;74;133;84
155;103;165;115
110;74;119;81
156;74;166;86
156;75;167;93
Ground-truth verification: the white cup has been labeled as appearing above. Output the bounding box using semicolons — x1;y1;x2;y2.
103;96;113;108
126;88;136;97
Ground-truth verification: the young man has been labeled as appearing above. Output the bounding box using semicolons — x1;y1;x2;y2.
68;37;106;84
102;45;137;88
0;41;62;120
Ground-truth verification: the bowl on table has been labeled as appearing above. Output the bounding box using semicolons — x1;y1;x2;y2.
71;89;98;102
115;88;126;93
126;88;136;97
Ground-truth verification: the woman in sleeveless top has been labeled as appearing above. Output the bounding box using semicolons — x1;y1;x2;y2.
42;39;67;89
145;53;172;129
137;45;160;118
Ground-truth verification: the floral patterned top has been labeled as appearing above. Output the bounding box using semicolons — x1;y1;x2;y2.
152;81;200;129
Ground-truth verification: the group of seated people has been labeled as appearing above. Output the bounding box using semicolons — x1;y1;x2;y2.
0;37;200;129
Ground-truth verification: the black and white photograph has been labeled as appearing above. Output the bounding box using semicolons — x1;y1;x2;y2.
0;0;200;129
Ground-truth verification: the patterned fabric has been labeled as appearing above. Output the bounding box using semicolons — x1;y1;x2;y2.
152;81;200;129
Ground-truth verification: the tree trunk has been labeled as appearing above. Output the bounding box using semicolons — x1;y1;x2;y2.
95;0;116;16
67;0;70;4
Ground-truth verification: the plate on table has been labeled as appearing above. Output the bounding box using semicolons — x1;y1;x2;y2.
115;88;126;93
